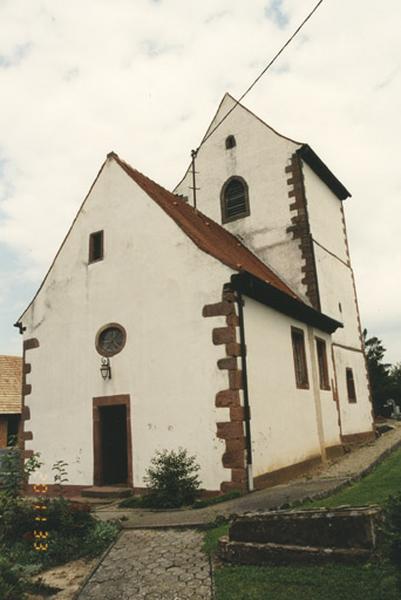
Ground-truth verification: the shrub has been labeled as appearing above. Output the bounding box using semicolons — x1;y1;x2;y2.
0;494;34;543
382;493;401;567
0;494;119;568
0;557;28;600
0;447;43;498
143;448;201;508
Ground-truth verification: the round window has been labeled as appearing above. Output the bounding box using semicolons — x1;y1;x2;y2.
96;323;126;357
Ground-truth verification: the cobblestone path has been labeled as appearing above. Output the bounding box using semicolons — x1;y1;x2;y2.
78;529;213;600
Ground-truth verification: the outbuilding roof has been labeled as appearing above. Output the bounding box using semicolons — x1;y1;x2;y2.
0;356;22;414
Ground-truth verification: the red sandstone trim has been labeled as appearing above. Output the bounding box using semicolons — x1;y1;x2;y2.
20;338;40;480
203;286;248;493
26;484;89;498
341;431;376;446
253;455;322;490
286;154;320;310
92;394;133;487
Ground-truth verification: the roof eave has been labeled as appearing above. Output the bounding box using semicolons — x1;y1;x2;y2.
298;144;351;201
231;271;342;334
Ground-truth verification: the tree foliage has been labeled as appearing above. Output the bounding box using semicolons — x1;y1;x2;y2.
388;363;401;407
363;329;401;416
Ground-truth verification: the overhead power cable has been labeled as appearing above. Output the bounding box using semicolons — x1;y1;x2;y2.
198;0;324;151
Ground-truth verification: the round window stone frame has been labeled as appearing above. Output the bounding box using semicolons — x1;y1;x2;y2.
95;323;127;357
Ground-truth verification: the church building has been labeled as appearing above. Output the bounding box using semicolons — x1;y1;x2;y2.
16;94;374;495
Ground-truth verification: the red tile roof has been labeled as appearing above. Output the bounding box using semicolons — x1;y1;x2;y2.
111;153;299;300
0;356;22;414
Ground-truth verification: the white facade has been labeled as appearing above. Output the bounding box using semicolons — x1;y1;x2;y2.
175;94;307;301
243;298;341;481
22;159;232;490
176;93;373;443
19;96;374;494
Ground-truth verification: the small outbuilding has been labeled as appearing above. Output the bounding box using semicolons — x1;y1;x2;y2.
0;355;22;447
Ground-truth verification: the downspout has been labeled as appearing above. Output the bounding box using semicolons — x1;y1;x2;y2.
236;292;254;492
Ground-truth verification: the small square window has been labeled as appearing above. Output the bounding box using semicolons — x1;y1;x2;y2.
346;368;357;403
316;338;330;390
291;327;309;389
89;231;104;263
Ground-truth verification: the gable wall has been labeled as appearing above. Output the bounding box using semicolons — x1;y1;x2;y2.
174;96;308;301
21;159;235;490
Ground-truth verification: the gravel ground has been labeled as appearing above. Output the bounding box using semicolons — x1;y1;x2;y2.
314;421;401;479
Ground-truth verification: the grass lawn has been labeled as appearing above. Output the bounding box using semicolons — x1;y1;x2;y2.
205;446;401;600
306;446;401;508
213;564;399;600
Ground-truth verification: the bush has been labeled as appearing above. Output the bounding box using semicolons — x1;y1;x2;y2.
382;493;401;567
143;448;201;508
0;494;34;543
381;492;401;593
0;494;119;568
0;446;42;498
0;557;28;600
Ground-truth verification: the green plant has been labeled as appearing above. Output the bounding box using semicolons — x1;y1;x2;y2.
118;495;143;508
303;447;401;508
0;493;35;543
143;448;201;508
51;460;69;495
203;522;229;556
192;490;241;509
382;492;401;591
0;447;43;498
0;493;119;568
0;557;28;600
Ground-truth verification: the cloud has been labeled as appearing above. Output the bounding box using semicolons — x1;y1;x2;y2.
0;0;400;363
265;0;289;29
0;42;32;69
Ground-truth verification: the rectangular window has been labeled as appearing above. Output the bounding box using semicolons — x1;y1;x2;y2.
346;368;357;403
89;231;104;263
291;327;309;389
316;338;330;390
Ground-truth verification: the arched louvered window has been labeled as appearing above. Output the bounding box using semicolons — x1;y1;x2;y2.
225;135;236;149
221;177;250;224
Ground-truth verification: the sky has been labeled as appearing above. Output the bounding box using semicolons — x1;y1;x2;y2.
0;0;400;363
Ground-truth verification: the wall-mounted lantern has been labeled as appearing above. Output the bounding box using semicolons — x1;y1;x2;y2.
100;357;112;380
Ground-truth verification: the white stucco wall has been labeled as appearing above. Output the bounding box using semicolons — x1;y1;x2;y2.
22;158;236;490
174;94;308;301
302;160;373;435
303;163;348;264
333;346;373;437
314;246;361;348
242;297;341;478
